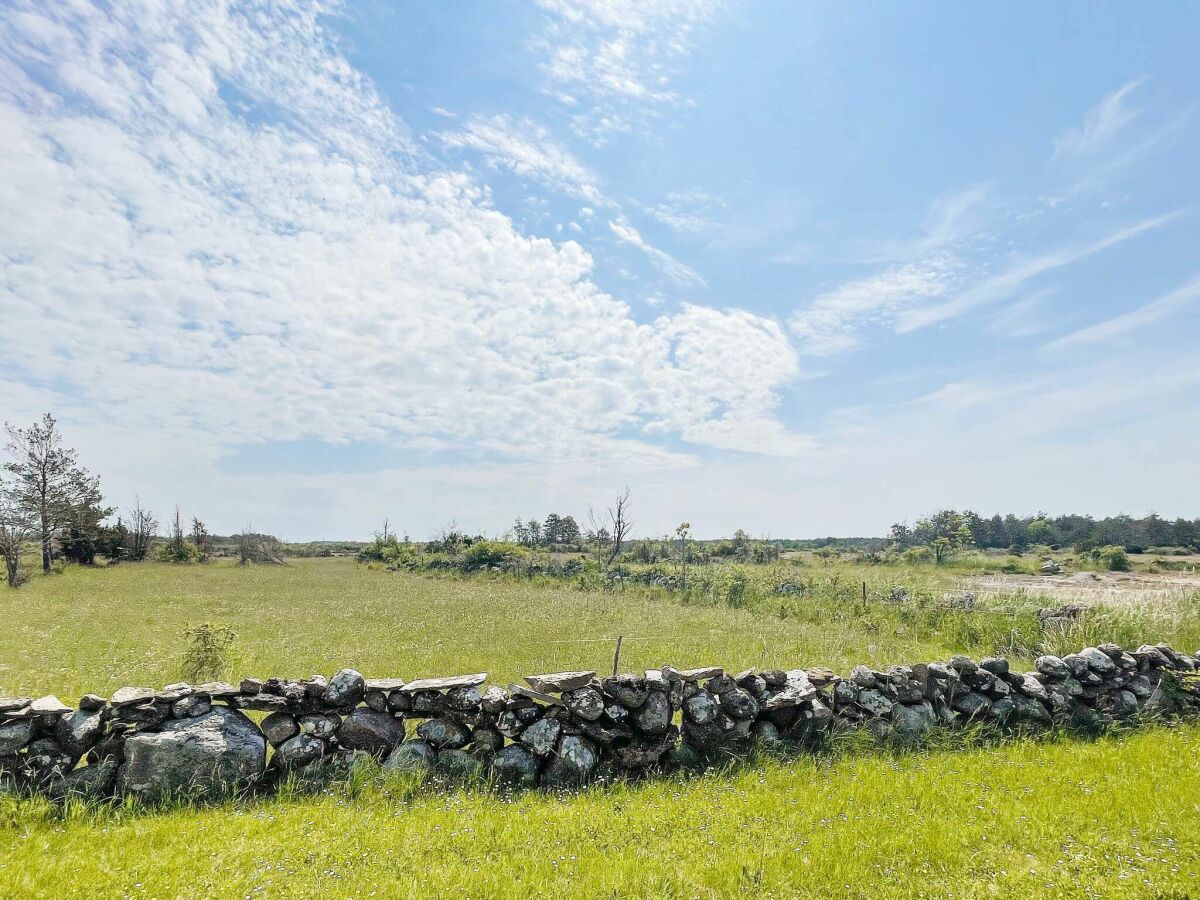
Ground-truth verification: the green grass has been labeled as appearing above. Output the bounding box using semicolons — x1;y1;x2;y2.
3;558;1200;898
2;727;1199;898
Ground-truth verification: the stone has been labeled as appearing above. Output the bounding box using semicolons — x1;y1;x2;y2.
613;727;678;770
157;683;193;702
492;744;539;786
988;698;1016;722
117;702;166;726
299;713;341;739
949;655;977;675
805;666;837;686
1127;674;1154;699
0;697;31;714
980;657;1009;676
850;665;877;689
719;688;760;721
480;686;508;714
172;695;212;719
23;738;75;783
438;748;483;777
55;709;104;757
833;681;859;707
1062;654;1090;678
1036;656;1071;680
364;690;388;713
384;740;437;773
239;678;263;695
682;716;734;751
402;673;487;693
509;685;564;706
1011;694;1052;723
324;669;366;707
47;756;119;802
77;694;106;711
683;690;720;725
338;709;405;756
363;678;407;692
117;707;265;803
520;717;562;756
952;691;991;718
471;727;504;753
261;712;300;747
230;694;292;713
445;685;483;711
564;686;605;721
892;701;936;739
304;675;329;698
1097;643;1125;661
416;718;470;750
524;671;595;694
703;674;738;695
1018;675;1048;701
630;690;673;734
30;695;72;716
601;675;649;709
1079;647;1118;678
274;734;327;769
674;666;723;682
1098;689;1140;720
0;719;34;755
411;690;444;715
856;689;893;718
542;735;599;787
193;682;240;699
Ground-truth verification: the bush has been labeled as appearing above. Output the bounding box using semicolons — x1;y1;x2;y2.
901;546;934;565
180;623;237;682
458;540;526;571
1096;545;1130;572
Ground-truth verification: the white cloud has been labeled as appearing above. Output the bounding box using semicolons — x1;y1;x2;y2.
531;0;727;141
1054;79;1145;158
438;113;609;206
1044;273;1200;350
0;0;803;494
609;216;706;287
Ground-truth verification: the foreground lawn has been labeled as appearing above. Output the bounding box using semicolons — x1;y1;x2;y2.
1;726;1198;898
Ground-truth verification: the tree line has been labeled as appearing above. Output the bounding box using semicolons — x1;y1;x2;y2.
890;509;1200;555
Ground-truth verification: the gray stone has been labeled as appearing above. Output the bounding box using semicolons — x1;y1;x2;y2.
682;715;734;751
157;683;193;702
1011;694;1051;723
683;690;719;725
509;685;564;706
0;697;31;714
762;672;816;709
230;693;292;713
892;701;936;739
630;690;673;733
949;655;977;675
674;666;723;681
952;691;990;718
363;690;388;713
384;740;437;773
564;686;605;721
303;675;329;698
833;681;859;707
117;707;265;802
338;708;405;756
261;712;300;747
492;744;539;786
850;665;877;689
1079;647;1118;677
542;735;598;786
988;698;1016;722
55;709;104;758
239;678;263;695
524;671;595;694
172;695;211;719
719;688;760;721
299;713;341;739
274;734;327;769
30;695;72;716
411;689;444;715
402;673;487;693
437;748;483;777
47;756;119;802
117;702;166;726
193;681;240;699
324;669;366;707
480;686;509;714
613;727;678;770
445;685;483;711
520;717;562;756
980;657;1009;676
1062;654;1089;678
1127;674;1154;699
703;674;738;695
856;689;893;718
0;719;34;755
416;717;470;749
110;686;156;708
363;678;407;692
1098;642;1125;660
471;727;504;753
78;694;106;712
751;720;783;744
602;675;649;708
1018;675;1048;701
1035;656;1070;679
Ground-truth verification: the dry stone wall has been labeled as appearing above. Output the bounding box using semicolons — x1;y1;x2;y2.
2;642;1198;804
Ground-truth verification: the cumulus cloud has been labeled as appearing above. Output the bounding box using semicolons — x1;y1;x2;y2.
0;0;804;477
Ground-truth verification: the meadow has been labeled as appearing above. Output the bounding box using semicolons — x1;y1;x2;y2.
2;557;1200;898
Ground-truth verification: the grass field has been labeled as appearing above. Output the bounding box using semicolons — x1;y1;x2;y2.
3;558;1200;898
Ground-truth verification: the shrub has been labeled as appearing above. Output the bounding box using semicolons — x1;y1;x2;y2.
180;623;237;682
458;540;526;571
901;546;934;564
1096;545;1130;572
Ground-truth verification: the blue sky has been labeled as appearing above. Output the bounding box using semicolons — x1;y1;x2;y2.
1;1;1197;540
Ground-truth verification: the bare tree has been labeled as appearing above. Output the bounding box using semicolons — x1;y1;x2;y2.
128;497;158;562
675;521;691;587
589;487;633;567
0;496;33;587
4;414;106;573
236;524;286;565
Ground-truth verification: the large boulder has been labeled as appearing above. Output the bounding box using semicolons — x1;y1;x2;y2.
116;707;265;803
337;709;405;756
